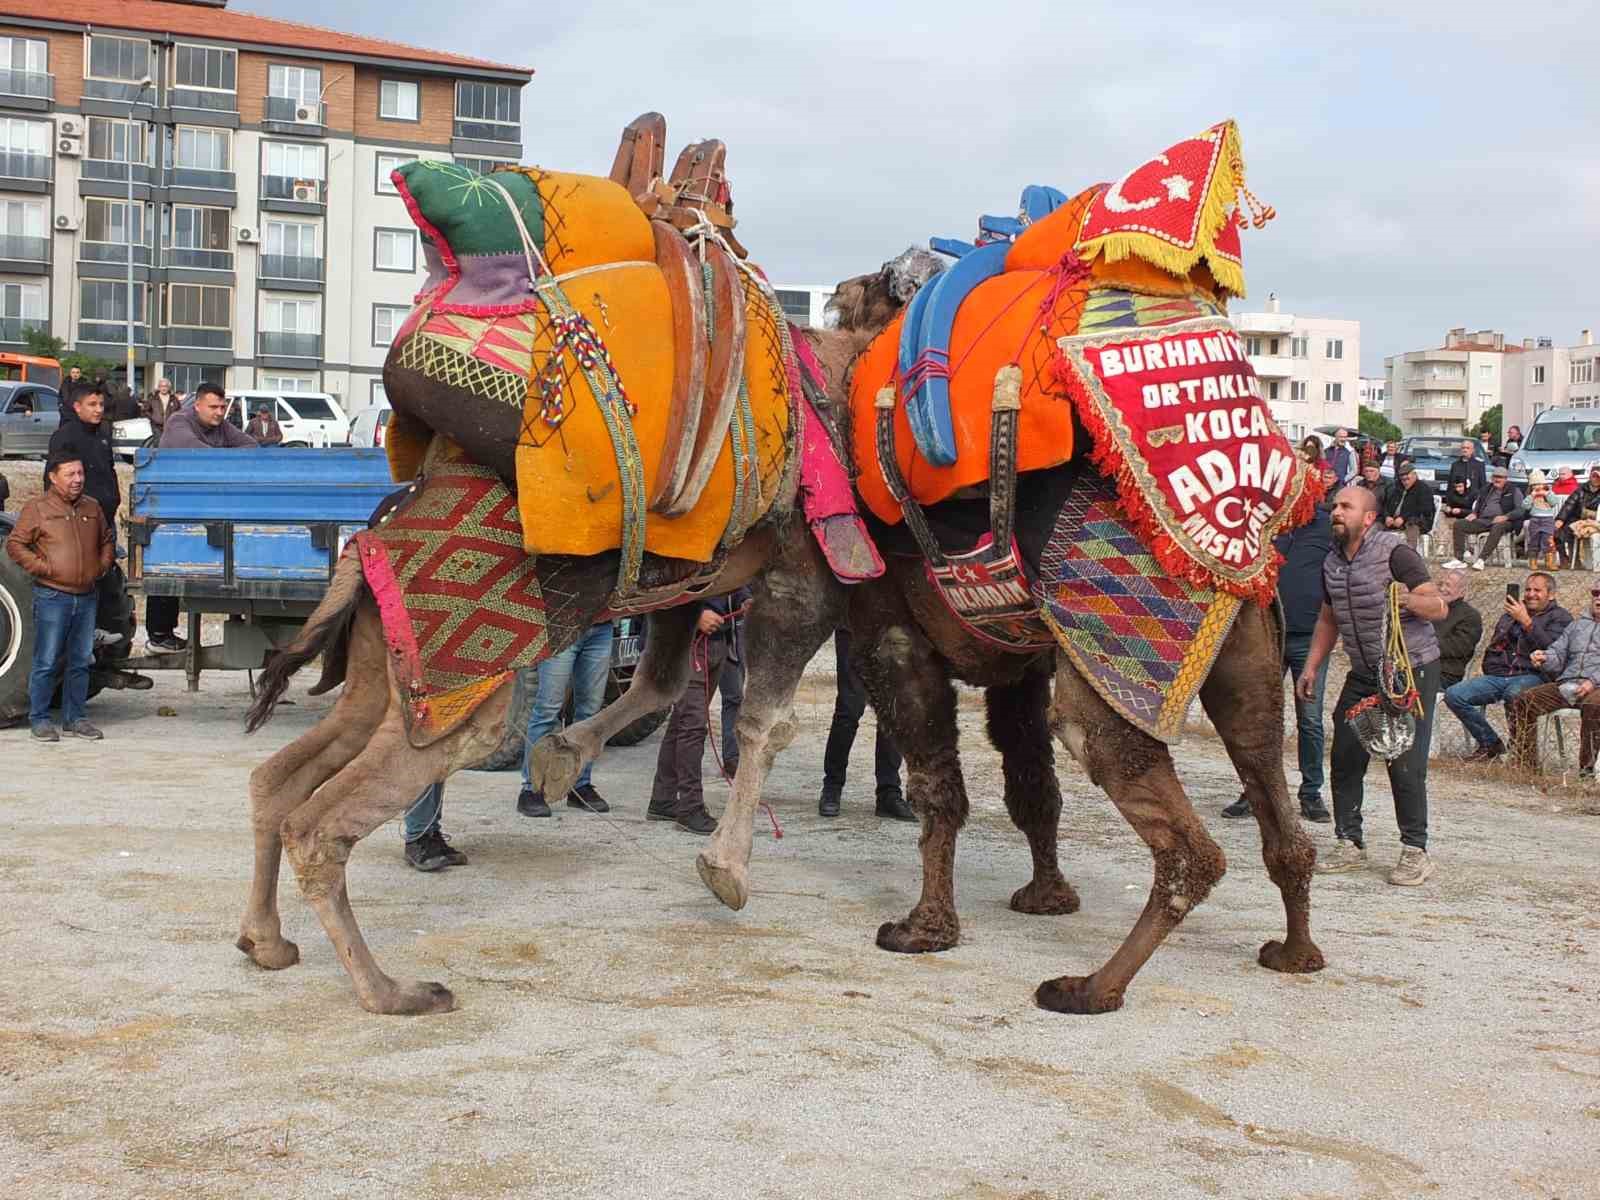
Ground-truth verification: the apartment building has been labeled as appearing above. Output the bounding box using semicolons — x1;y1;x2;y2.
1383;328;1521;438
773;283;837;330
1230;293;1360;443
1501;329;1599;433
1358;375;1388;418
0;0;530;411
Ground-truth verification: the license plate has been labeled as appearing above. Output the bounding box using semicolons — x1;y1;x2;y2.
1414;468;1435;481
613;634;642;669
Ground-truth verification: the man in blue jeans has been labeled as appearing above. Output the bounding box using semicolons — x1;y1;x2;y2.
516;621;615;817
1442;571;1571;761
6;452;113;742
1222;498;1334;822
400;782;467;872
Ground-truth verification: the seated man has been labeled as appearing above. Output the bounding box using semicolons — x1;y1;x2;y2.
1381;462;1438;550
1509;585;1600;774
1445;464;1521;570
1442;572;1571;761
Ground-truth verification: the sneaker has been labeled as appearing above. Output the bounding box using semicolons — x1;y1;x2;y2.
30;722;59;743
1300;803;1333;824
676;807;717;835
147;634;187;653
1314;839;1367;873
404;833;453;872
1220;795;1251;819
646;802;678;822
566;783;610;813
874;791;917;822
1442;558;1466;569
62;719;104;741
818;791;841;818
92;628;127;649
1388;846;1435;886
516;788;552;818
1471;558;1486;571
1463;740;1505;764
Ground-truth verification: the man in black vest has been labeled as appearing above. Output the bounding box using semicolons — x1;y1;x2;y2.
1300;486;1447;886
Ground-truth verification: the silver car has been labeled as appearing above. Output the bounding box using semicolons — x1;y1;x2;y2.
0;382;59;457
1507;407;1600;489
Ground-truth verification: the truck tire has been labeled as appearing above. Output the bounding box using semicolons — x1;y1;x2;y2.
0;544;35;725
466;666;535;771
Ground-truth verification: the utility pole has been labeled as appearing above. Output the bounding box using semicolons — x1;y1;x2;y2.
127;74;153;392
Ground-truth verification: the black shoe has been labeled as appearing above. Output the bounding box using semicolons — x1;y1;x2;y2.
567;783;610;813
1463;741;1505;764
431;830;468;867
148;634;187;653
405;833;452;872
516;788;552;818
646;803;678;822
1221;795;1250;818
874;791;917;822
818;791;841;818
1301;803;1333;824
677;807;717;835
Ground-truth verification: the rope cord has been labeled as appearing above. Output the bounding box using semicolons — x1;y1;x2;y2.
1381;582;1421;715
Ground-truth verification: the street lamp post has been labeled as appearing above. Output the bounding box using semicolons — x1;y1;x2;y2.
126;75;153;394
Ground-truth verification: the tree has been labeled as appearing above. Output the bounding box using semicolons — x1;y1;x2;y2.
1469;404;1503;443
1357;405;1401;446
21;327;120;380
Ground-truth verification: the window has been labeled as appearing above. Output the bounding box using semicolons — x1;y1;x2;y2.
379;80;419;121
1477;393;1492;410
264;218;319;258
775;289;812;325
84;197;149;245
0;197;45;238
263;141;325;181
375;152;416;194
171;44;236;93
1265;380;1280;401
1290;381;1307;402
1244;336;1263;356
454;156;514;177
87;116;151;164
281;394;338;419
1532;366;1546;385
262;296;320;333
80;279;147;322
1290;336;1308;359
167;283;231;328
174;126;230;170
0;116;48;157
372;304;409;346
1572;359;1595;386
374;228;416;272
167;363;224;395
0;36;46;75
0;280;46;321
371;380;389;407
1267;337;1280;356
1478;363;1493;378
86;34;153;83
169;205;230;251
1324;382;1342;405
1325;339;1344;360
268;64;322;105
262;372;317;392
454;81;520;138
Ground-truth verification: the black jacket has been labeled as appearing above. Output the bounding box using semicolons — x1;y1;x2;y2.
45;408;119;525
1383;479;1437;526
1440;485;1475;520
1447;456;1486;498
1472;483;1522;522
1557;481;1600;525
1481;604;1572;677
700;587;752;644
1432;598;1483;683
1273;504;1333;636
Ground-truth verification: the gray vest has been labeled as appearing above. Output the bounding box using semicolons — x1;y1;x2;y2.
1322;528;1439;676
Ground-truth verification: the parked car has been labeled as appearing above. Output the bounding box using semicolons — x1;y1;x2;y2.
225;390;351;447
348;402;392;449
112;415;152;461
0;382;59;457
1507;408;1600;489
1379;436;1490;495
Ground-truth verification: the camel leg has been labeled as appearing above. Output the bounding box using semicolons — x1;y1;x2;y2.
697;537;845;909
528;605;700;802
1037;657;1227;1014
1199;605;1325;974
280;708;456;1015
986;665;1080;916
237;607;389;971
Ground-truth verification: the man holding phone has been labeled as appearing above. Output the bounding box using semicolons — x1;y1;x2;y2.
1441;572;1571;762
1508;586;1600;773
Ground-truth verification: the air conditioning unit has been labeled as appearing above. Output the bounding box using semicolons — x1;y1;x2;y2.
236;227;256;244
292;179;319;202
294;105;317;123
55;214;79;232
57;116;81;137
57;135;82;157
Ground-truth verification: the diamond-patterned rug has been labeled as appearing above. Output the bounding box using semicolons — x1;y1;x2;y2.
1034;472;1242;744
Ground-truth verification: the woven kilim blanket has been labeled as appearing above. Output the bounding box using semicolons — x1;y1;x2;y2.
1033;472;1242;744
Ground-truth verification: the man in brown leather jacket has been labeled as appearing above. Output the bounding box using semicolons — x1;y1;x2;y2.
4;451;114;742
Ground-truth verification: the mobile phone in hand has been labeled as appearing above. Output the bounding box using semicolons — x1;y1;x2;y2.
1506;583;1520;600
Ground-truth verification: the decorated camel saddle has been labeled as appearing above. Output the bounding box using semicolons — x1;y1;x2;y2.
850;119;1320;740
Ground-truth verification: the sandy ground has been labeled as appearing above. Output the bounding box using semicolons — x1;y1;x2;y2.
2;652;1598;1200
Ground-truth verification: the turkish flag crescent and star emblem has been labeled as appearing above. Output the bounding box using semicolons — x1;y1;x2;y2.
1054;316;1321;603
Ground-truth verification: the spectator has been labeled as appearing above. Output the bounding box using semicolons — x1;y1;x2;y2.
0;473;8;512
1509;588;1600;773
1446;439;1487;498
819;629;914;821
147;378;176;432
5;452;113;742
1431;569;1483;691
1358;460;1387;500
108;384;140;423
1555;465;1600;570
399;782;468;872
1326;428;1357;484
62;365;87;405
1301;486;1446;885
647;590;750;834
1444;464;1521;570
1498;425;1524;467
1442;571;1570;762
1381;463;1437;550
245;404;284;446
148;383;257;652
718;628;743;775
46;386;119;529
1297;436;1325;468
1379;440;1401;470
515;621;615;818
1519;470;1560;569
1222;491;1334;823
1552;466;1579;497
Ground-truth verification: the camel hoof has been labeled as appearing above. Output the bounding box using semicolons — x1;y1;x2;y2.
365;980;456;1016
696;854;749;911
529;735;582;799
875;918;957;955
1258;938;1326;974
1034;974;1124;1015
236;933;300;971
1009;878;1082;916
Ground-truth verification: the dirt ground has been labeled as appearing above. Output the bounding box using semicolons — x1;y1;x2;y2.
3;643;1599;1200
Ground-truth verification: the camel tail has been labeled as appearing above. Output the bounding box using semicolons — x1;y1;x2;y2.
246;551;366;733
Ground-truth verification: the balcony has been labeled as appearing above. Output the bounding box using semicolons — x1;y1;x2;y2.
78;320;151;346
0;150;50;184
260;176;326;212
83;79;154;104
258;253;323;285
452;118;520;146
1233;311;1295;335
1406;372;1465;387
169;166;236;192
262;96;326;133
169;88;237;115
1247;355;1294;379
81;158;158;186
258;330;322;359
0;68;52;105
166;246;234;271
0;234;48;266
162;325;232;350
0;316;47;344
80;241;154;267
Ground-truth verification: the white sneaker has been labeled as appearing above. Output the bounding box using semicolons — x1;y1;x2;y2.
1442;558;1466;569
1388;846;1435;886
1471;558;1486;571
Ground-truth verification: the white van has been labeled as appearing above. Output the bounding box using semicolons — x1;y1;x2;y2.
226;390;351;447
348;401;392;448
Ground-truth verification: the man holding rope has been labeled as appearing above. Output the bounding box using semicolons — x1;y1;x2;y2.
1301;486;1448;886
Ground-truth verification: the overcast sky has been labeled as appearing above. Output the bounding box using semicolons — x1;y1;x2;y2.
273;0;1598;373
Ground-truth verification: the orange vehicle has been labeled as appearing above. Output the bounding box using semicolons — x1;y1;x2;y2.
0;352;62;391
